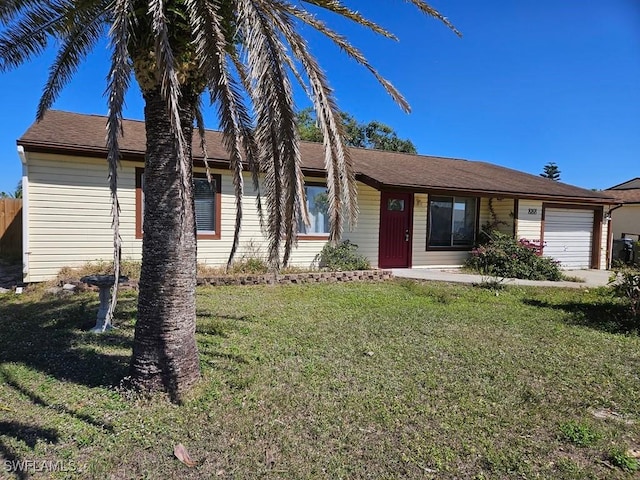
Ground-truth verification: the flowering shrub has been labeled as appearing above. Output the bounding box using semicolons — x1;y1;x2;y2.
465;231;562;281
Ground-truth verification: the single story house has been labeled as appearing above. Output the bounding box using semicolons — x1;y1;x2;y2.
17;111;615;282
605;178;640;241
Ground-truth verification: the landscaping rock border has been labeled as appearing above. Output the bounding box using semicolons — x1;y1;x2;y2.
197;269;393;287
42;269;393;295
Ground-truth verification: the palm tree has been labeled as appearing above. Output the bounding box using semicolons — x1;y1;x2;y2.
0;1;458;399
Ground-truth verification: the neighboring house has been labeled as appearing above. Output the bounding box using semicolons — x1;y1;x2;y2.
605;178;640;241
17;111;614;282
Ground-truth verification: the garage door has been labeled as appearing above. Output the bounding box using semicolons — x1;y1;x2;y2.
543;208;594;269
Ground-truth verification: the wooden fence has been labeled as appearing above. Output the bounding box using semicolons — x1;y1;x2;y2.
0;199;22;259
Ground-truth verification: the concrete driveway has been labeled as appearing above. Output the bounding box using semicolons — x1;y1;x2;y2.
391;268;612;289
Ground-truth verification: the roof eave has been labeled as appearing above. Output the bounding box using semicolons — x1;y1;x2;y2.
19;140;615;205
365;180;615;205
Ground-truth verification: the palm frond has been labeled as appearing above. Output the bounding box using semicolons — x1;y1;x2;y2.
0;3;66;72
37;5;107;119
0;0;46;23
104;0;133;330
147;0;190;211
301;0;397;40
185;0;248;269
279;2;410;112
227;51;263;226
238;0;302;268
405;0;462;37
264;1;358;241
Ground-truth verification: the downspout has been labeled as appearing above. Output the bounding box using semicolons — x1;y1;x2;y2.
605;204;624;269
17;146;29;282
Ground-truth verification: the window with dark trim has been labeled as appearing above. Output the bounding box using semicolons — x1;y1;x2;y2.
298;183;329;239
428;196;477;248
135;168;222;240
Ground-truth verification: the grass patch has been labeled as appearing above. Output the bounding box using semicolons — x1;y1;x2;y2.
609;447;639;472
1;281;639;478
559;420;601;447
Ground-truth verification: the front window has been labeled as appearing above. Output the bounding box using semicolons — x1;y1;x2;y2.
428;196;477;247
136;169;221;239
299;184;329;236
193;177;217;233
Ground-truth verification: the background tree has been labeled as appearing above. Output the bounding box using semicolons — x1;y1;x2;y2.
540;162;561;181
0;181;21;199
13;180;22;199
0;1;458;399
296;108;417;153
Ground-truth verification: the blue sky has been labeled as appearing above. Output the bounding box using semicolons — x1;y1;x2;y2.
0;0;638;195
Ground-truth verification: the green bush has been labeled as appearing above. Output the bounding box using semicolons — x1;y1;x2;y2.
317;240;370;271
465;231;562;281
609;268;640;326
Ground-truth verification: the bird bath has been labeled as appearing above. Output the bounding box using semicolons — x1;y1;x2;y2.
80;274;129;333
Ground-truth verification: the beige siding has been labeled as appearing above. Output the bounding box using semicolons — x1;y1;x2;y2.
411;193;428;265
24;150;612;280
26;154;137;282
24;153;331;281
414;250;470;268
516;199;543;241
342;184;380;268
600;219;609;269
478;198;515;236
610;205;640;240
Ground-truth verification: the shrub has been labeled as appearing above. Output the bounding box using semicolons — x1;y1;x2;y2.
465;231;562;281
609;268;640;326
56;260;141;281
227;257;269;275
316;240;370;271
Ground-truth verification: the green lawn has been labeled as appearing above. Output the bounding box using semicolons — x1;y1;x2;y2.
0;280;639;479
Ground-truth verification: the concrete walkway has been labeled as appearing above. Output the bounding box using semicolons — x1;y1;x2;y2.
391;268;612;289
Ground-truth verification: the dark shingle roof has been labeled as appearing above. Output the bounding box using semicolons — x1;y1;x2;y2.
608;178;640;190
18;110;613;204
604;189;640;204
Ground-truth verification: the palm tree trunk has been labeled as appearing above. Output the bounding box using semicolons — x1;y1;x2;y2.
130;87;200;400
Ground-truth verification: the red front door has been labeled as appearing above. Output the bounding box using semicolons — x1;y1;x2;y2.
378;192;412;268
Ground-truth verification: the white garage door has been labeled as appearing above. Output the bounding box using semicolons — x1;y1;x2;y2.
543;208;594;269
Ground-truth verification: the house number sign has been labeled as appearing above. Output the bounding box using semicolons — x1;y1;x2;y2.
528;208;538;215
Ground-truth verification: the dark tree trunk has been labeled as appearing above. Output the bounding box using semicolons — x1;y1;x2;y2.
130;87;200;400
